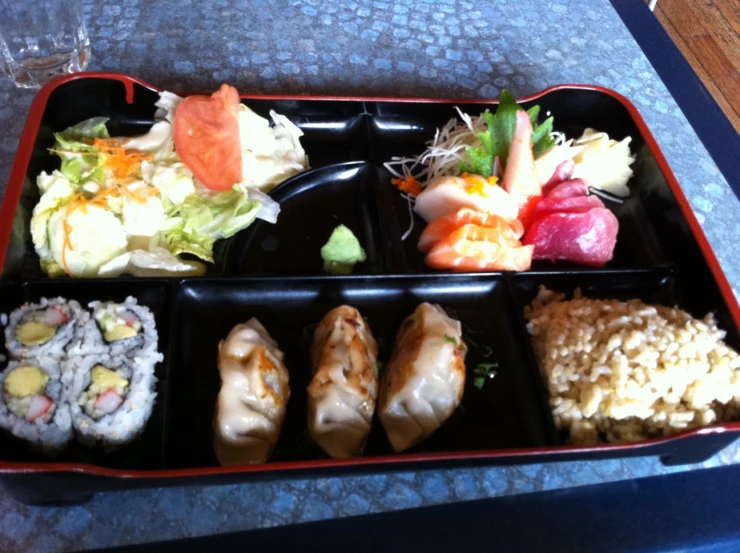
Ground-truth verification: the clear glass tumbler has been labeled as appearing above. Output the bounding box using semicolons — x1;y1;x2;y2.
0;0;90;89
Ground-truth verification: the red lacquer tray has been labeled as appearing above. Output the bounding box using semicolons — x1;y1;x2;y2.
0;73;738;505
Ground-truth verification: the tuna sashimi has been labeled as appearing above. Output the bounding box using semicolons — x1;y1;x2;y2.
523;208;619;267
535;142;583;184
541;159;576;195
534;195;604;220
543;177;588;200
418;208;524;252
501;110;541;226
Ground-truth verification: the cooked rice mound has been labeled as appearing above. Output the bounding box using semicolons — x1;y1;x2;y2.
524;286;740;445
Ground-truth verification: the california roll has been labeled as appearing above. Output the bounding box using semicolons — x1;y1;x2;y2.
70;297;158;358
0;359;73;452
64;351;160;450
5;298;82;359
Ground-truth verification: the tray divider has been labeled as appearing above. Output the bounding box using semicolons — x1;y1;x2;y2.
502;273;561;446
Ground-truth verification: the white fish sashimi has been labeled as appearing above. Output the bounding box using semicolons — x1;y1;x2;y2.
413;175;518;223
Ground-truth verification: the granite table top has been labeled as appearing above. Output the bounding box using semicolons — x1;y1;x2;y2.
1;0;739;551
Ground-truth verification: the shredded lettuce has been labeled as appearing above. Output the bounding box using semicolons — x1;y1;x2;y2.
52;118;110;184
163;185;263;262
165;229;216;263
58;117;111;141
459;90;557;176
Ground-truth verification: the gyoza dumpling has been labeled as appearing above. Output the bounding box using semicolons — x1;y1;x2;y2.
308;306;379;458
378;303;466;452
214;318;290;466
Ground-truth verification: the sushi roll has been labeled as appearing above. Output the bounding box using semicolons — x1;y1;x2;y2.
0;359;73;452
64;351;160;450
5;298;82;360
69;297;158;359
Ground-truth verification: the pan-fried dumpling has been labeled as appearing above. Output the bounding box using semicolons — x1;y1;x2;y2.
308;305;379;458
378;303;466;452
214;318;290;466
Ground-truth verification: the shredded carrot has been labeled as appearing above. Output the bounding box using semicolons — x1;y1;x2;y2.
61;193;88;275
93;138;153;181
391;175;421;196
55;138;163;275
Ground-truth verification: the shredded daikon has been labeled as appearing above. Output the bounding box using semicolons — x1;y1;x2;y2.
588;187;625;204
383;108;567;194
400;193;416;241
383;107;490;191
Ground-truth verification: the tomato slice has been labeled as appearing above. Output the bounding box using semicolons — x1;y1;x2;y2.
418;208;524;253
174;84;243;191
424;223;533;272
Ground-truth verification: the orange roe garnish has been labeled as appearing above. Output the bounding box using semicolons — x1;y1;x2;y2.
462;172;498;197
391;175;422;196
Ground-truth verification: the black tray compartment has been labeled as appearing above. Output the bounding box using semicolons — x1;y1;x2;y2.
165;275;557;469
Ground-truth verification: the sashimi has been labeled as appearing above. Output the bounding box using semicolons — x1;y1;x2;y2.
535;142;583;184
544;178;588;200
413;175;518;223
534;195;604;220
501;111;542;228
541;159;576;196
523;208;619;267
425;222;533;272
418;208;524;253
501;111;541;199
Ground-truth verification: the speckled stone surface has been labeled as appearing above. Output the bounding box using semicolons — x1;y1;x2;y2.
1;0;739;551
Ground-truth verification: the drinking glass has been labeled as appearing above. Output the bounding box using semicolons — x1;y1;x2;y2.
0;0;90;89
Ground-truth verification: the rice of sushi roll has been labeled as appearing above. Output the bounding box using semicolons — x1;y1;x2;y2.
0;358;73;452
5;298;83;360
68;297;158;359
64;350;161;450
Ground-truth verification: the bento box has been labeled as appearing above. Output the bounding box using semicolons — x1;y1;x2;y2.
0;73;738;506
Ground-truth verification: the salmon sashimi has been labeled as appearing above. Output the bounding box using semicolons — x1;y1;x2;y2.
424;223;533;272
418;208;524;253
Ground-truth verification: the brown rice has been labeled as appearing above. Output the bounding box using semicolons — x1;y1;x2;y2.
524;286;740;444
